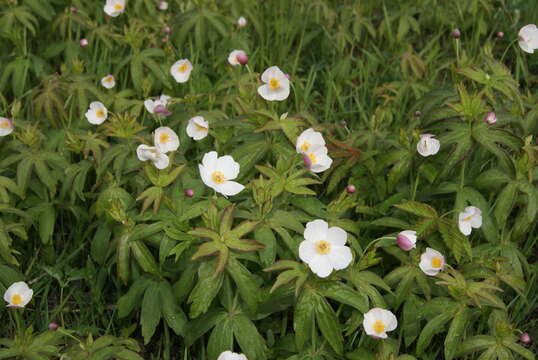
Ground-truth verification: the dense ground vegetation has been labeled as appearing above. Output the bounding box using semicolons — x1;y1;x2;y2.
0;0;537;359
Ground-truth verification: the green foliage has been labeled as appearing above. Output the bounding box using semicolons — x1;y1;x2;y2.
0;0;536;359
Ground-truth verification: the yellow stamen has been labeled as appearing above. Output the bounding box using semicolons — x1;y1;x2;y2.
269;78;280;90
373;320;385;334
114;3;123;10
308;152;317;164
159;132;170;143
195;124;207;131
0;121;9;128
11;294;22;306
300;141;311;152
431;257;442;268
211;171;225;184
96;109;105;118
105;76;113;83
178;63;188;73
463;215;472;222
315;240;331;255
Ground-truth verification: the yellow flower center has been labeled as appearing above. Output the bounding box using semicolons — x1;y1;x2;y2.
211;171;225;184
0;121;9;128
300;141;311;152
195;124;207;131
308;152;317;164
178;63;189;73
105;76;113;83
315;240;331;255
373;320;385;334
159;132;170;143
11;294;22;306
431;257;442;268
96;109;105;118
269;77;280;90
114;3;123;10
463;215;472;222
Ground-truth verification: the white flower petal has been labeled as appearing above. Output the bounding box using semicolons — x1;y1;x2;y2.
202;151;218;171
144;100;155;113
153;153;170;169
216;155;240;180
308;255;333;278
327;245;352;270
0;117;14;136
214;181;244;196
298;240;317;264
304;219;328;242
154;127;179;153
326;226;347;246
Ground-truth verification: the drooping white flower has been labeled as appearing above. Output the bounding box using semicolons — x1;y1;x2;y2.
170;59;193;83
104;0;126;17
186;116;209;140
296;128;326;154
217;351;248;360
518;24;538;54
85;101;108;125
154;127;179;153
144;95;171;114
136;145;170;170
363;308;398;339
80;38;89;47
237;17;247;28
101;74;116;89
228;50;248;66
299;219;353;278
396;230;417;251
199;151;244;196
4;282;33;308
416;134;440;157
303;146;333;173
419;248;445;276
458;206;482;236
0;117;14;136
257;66;290;101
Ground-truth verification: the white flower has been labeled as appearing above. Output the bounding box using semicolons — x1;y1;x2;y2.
199;151;244;196
518;24;538;54
257;66;290;101
104;0;125;17
458;206;482;236
85;101;108;125
0;117;14;136
296;128;326;154
158;1;168;10
218;351;248;360
237;16;247;28
144;95;171;114
363;308;398;339
154;127;179;153
396;230;417;251
170;59;193;83
303;146;333;173
228;50;247;66
419;248;446;276
299;219;352;278
100;74;116;89
416;134;440;157
4;281;33;308
136;145;170;170
186;116;209;140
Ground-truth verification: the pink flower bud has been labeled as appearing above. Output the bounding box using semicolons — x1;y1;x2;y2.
80;38;88;47
236;52;248;65
520;333;531;345
158;1;168;10
484;112;497;125
184;189;194;197
451;29;461;39
153;104;172;116
163;26;171;34
48;323;59;331
340;120;347;126
161;37;168;43
346;184;356;194
302;153;312;169
70;7;78;13
396;230;417;251
496;32;504;39
415;110;422;117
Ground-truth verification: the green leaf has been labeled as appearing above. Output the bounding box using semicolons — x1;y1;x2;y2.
207;317;234;360
494;182;518;228
294;289;316;351
226;257;260;312
141;282;162;344
314;294;343;354
255;226;276;266
38;204;55;244
456;335;497;357
118;277;150;318
188;261;224;318
395;201;438;218
159;280;187;336
232;314;267;360
322;282;369;313
416;311;454;355
444;306;469;360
